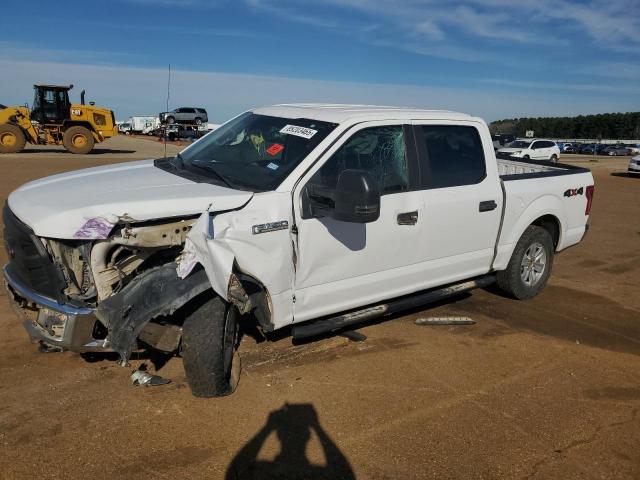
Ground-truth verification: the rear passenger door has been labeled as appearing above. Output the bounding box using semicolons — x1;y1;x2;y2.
412;121;503;285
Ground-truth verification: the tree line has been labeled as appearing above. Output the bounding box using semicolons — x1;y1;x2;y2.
489;112;640;139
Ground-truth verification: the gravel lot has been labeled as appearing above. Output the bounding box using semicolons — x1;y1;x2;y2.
0;136;639;479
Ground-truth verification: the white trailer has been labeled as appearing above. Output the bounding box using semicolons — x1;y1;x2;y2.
128;116;159;134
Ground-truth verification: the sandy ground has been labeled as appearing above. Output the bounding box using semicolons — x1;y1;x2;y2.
0;136;639;479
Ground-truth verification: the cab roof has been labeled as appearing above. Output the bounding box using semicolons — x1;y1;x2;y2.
34;84;73;90
252;103;474;124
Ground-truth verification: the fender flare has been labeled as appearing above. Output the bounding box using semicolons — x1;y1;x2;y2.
495;195;565;270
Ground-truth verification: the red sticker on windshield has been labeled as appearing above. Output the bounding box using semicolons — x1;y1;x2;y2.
266;143;284;156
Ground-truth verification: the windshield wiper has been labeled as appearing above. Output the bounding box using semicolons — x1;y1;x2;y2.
189;160;235;189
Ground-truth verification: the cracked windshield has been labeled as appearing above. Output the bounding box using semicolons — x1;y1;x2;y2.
178;112;337;191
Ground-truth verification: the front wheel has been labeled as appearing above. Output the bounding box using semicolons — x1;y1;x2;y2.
181;292;240;397
194;117;202;125
550;154;558;163
523;155;530;160
0;124;26;153
166;116;175;124
496;225;554;300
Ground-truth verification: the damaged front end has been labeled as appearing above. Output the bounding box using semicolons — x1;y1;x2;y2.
3;205;214;361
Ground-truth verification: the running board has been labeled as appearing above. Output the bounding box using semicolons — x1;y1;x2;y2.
291;275;496;340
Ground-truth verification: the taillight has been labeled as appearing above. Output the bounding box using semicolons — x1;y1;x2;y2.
585;185;594;215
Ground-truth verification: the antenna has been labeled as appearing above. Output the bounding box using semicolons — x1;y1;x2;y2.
164;63;171;158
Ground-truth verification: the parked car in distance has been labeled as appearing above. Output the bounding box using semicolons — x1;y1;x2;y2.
581;144;610;155
628;155;640;175
605;145;631;156
159;107;208;125
497;139;561;162
491;133;516;150
118;122;132;135
625;144;640;154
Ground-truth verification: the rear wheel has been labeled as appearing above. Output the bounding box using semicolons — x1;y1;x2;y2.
550;154;558;163
63;126;95;154
181;292;241;397
496;225;554;300
0;124;26;153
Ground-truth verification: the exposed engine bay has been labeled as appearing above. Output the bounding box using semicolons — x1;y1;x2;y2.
9;211;266;363
12;216;214;360
42;217;197;304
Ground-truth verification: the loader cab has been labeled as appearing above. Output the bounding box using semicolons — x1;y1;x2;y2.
30;84;71;125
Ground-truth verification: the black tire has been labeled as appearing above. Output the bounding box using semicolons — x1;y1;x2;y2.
181;292;241;398
166;116;175;124
550;154;558;163
0;124;26;153
194;117;202;125
496;225;554;300
523;155;530;160
63;126;95;154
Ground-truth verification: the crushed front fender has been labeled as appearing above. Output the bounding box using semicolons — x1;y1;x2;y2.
95;263;210;361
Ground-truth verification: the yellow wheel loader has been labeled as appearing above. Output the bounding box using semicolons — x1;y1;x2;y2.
0;84;117;154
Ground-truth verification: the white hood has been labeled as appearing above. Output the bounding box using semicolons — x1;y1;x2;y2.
8;160;253;239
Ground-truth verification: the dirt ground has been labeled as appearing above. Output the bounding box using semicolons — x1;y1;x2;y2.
0;136;639;480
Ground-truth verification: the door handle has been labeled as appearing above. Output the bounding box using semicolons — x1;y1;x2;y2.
397;211;418;225
479;200;498;212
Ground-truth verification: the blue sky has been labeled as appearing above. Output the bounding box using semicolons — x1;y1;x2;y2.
1;0;639;122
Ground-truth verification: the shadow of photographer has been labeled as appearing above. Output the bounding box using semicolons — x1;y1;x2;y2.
226;403;355;480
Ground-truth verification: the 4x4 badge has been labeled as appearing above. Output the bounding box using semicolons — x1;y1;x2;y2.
563;187;584;197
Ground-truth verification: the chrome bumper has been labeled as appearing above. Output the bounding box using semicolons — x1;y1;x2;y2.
3;265;111;352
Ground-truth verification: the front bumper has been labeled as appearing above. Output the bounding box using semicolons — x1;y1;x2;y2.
628;163;640;174
3;265;111;352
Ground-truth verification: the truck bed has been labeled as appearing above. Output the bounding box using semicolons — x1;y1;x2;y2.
497;158;589;180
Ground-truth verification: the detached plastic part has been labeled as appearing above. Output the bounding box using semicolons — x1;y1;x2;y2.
414;316;476;326
131;370;171;387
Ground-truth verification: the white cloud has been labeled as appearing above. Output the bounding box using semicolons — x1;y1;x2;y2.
481;78;640;95
247;0;640;61
582;62;640;80
1;59;635;123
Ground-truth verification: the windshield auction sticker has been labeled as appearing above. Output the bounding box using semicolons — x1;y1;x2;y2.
280;125;317;139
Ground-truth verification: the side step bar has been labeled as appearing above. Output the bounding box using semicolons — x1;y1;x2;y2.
291;275;495;340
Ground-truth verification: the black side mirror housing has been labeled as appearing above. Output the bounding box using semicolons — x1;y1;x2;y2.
333;169;380;223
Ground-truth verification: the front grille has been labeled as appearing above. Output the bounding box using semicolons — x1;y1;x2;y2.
3;203;67;302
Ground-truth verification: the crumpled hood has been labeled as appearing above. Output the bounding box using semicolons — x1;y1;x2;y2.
8;160;253;238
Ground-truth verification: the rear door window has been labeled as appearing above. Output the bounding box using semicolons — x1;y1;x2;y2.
415;125;486;189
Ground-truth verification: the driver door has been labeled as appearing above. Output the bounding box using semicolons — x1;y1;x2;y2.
292;122;425;322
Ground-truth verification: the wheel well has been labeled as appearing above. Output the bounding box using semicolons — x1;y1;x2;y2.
531;215;560;248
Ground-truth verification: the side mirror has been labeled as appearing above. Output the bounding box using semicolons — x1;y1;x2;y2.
333;169;380;223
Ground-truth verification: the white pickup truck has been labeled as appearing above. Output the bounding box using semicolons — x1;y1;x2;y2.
3;105;594;397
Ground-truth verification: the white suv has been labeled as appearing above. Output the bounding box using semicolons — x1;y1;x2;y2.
629;155;640;176
498;139;560;162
